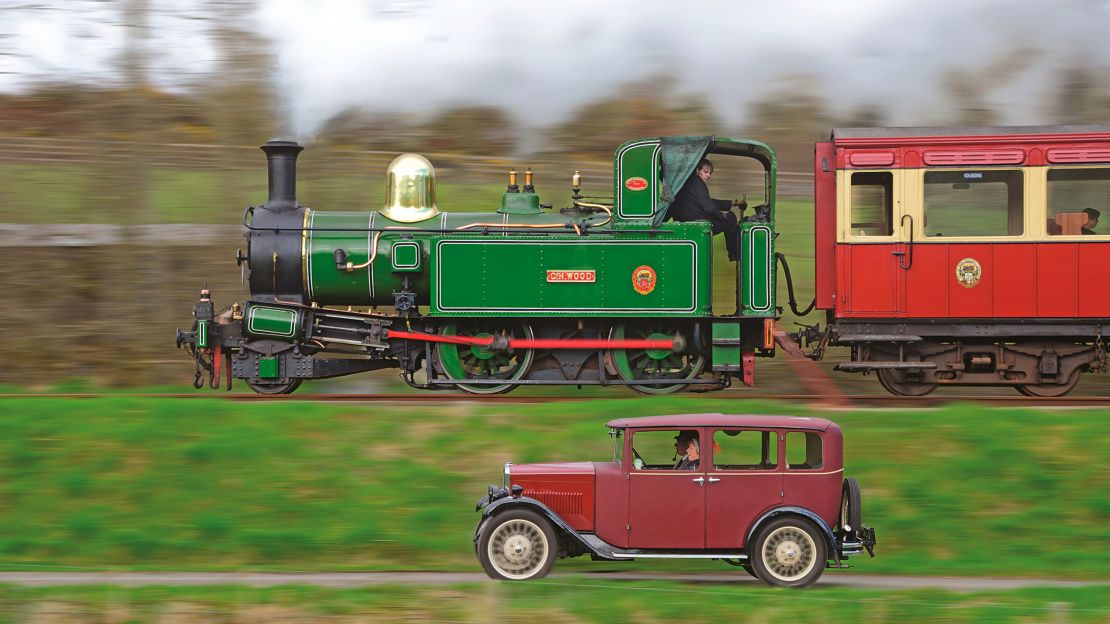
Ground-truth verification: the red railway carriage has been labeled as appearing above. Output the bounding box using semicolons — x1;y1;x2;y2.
811;125;1110;396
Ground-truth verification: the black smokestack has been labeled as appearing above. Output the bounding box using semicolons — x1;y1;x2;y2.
260;140;304;211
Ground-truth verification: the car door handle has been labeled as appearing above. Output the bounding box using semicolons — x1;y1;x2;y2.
692;477;705;485
707;477;721;483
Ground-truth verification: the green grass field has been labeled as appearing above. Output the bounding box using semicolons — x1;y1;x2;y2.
0;582;1105;623
0;397;1106;579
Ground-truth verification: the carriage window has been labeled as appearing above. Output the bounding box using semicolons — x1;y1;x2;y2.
923;169;1024;237
1047;168;1109;236
712;429;778;470
785;432;823;470
850;172;893;236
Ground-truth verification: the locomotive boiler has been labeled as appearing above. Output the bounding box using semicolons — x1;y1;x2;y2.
178;137;779;394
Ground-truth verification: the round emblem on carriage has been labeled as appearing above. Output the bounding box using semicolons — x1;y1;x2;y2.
625;177;648;191
632;265;657;295
955;258;982;288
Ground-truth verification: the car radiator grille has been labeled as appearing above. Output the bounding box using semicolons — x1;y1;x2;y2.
531;490;583;516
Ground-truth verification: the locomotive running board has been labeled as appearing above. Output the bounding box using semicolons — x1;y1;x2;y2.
578;534;747;560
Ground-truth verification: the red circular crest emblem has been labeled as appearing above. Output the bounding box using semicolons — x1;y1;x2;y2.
625;177;648;191
632;265;657;295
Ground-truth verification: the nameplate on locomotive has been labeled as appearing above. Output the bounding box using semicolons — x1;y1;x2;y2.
546;270;596;283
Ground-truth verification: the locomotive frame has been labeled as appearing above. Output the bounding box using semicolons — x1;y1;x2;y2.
179;136;779;394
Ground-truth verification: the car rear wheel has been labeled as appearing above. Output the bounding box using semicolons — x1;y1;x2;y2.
750;517;827;588
478;509;557;580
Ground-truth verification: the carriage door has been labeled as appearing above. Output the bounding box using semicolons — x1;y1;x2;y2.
840;169;905;315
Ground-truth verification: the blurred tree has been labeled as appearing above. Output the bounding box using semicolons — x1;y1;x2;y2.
543;75;718;160
941;68;998;127
741;73;832;172
423;105;517;155
204;0;278;146
1051;63;1110;124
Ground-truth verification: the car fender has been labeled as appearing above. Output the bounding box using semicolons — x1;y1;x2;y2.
746;505;837;554
475;495;595;552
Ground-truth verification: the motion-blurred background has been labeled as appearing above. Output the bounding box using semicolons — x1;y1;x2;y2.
3;0;1110;392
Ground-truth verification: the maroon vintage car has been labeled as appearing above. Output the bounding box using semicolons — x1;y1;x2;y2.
474;414;875;587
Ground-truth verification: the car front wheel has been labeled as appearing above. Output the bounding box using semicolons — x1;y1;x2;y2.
750;517;827;588
478;509;557;580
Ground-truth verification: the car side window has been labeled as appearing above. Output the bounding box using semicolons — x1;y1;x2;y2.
786;432;824;470
712;429;778;470
630;429;692;471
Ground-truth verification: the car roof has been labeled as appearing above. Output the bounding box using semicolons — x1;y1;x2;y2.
605;413;832;431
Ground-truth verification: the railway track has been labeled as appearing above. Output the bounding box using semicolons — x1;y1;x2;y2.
0;392;1106;407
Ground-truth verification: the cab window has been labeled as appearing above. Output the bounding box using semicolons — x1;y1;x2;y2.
786;432;823;470
712;429;778;470
630;429;696;471
923;169;1024;237
849;172;894;236
1047;168;1108;236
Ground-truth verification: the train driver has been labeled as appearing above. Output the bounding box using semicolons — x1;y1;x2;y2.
668;158;746;261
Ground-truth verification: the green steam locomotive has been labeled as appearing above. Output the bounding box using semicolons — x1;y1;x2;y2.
177;137;779;394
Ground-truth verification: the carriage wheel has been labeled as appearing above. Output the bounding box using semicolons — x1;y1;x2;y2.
609;323;704;395
246;379;303;395
876;369;937;397
434;321;535;395
1016;369;1081;397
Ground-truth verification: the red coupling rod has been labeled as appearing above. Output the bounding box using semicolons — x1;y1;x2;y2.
384;329;675;350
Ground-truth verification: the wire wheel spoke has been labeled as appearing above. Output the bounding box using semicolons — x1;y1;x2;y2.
488;519;548;577
762;527;817;581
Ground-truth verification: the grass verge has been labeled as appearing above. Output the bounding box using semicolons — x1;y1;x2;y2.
0;397;1106;578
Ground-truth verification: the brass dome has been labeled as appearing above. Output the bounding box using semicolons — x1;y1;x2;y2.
381;153;440;223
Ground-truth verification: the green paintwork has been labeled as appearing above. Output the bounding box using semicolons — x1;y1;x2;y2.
499;191;542;214
740;223;775;317
196;320;209;349
297;136;777;322
303;210;374;305
303;209;609;306
711;320;743;371
430;224;712;317
614;139;660;220
257;356;280;379
245;305;301;339
391;241;421;272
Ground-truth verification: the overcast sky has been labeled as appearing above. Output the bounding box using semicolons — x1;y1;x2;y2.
3;0;1110;138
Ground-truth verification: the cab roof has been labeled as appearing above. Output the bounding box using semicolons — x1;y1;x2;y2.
605;413;833;431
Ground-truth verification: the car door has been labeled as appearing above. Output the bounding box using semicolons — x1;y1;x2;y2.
705;428;783;549
627;428;706;549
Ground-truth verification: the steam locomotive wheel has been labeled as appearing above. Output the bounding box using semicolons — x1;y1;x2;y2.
246;379;303;395
875;369;936;397
435;321;535;395
609;323;704;395
1016;370;1081;397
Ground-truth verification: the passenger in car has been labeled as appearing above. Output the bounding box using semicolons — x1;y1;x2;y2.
673;430;700;470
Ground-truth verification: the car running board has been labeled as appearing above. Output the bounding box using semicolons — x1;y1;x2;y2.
579;534;748;560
